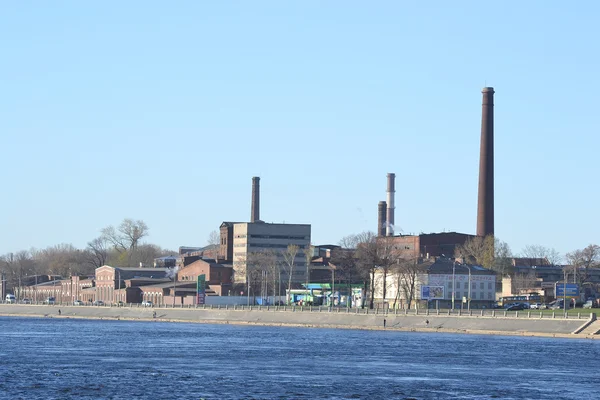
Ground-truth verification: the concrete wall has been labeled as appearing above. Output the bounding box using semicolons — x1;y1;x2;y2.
0;305;594;338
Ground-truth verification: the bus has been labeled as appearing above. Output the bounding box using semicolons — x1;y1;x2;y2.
500;294;543;306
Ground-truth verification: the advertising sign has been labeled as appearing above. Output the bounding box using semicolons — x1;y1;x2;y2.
197;274;206;305
421;286;444;300
555;283;579;297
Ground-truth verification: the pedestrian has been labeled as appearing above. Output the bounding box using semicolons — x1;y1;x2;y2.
425;319;429;326
153;311;157;319
383;318;386;329
58;309;61;316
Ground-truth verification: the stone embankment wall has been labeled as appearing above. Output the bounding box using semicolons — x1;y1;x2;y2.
0;305;596;339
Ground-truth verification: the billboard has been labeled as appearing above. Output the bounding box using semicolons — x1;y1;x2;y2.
555;283;579;297
197;274;206;305
421;286;445;300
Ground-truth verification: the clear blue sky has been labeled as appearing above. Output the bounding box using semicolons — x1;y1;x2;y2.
1;1;598;258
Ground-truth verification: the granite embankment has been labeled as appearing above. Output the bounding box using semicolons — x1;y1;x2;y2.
1;304;597;339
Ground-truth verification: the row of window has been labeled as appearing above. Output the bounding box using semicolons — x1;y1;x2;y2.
451;292;494;300
448;282;494;290
249;234;309;240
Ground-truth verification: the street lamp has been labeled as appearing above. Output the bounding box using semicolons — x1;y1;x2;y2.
452;261;456;310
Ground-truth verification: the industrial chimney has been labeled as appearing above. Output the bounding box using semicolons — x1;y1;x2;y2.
377;201;387;237
477;87;494;237
386;173;395;236
251;176;260;223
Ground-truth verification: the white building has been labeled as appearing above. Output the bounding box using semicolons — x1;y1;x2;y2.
374;260;497;309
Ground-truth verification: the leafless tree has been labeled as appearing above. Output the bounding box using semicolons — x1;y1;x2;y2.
207;230;221;260
455;235;512;275
354;231;378;309
520;245;561;265
512;271;539;294
281;244;299;304
394;257;425;309
303;244;314;288
85;236;109;269
376;236;401;305
102;218;149;253
566;244;600;284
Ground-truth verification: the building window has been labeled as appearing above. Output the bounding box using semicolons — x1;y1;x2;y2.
456;282;460;289
480;283;484;290
488;292;493;300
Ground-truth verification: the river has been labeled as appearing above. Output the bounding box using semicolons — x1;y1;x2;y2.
0;317;598;399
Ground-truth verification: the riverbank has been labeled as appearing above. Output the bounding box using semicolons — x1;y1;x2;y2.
1;304;598;340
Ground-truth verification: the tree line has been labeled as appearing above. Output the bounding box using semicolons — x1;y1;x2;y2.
0;219;175;290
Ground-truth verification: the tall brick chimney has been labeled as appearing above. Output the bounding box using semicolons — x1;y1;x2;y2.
477;87;494;237
386;173;395;236
251;176;260;223
377;201;387;237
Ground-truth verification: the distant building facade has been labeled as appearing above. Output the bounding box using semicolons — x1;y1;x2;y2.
232;222;311;284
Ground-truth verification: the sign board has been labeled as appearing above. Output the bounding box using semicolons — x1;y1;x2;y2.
555;283;579;297
197;274;206;305
421;286;444;300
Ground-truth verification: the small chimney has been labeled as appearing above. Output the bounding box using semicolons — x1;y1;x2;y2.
477;87;494;237
251;176;260;223
377;201;387;237
386;173;395;236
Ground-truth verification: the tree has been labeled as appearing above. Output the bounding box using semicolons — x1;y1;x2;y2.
303;244;314;289
375;236;401;305
85;236;109;269
207;230;221;260
393;257;424;310
353;231;378;309
512;271;538;294
454;235;512;275
520;245;562;265
281;244;299;304
566;244;600;284
101;219;149;253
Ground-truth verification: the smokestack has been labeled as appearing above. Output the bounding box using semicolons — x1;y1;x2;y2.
477;87;494;237
377;201;387;237
386;173;395;236
251;176;260;223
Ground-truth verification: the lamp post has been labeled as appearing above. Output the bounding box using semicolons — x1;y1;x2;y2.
452;261;456;310
563;268;567;315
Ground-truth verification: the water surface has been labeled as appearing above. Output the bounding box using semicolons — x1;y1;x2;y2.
0;317;598;399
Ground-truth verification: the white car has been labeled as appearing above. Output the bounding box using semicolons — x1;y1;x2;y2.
142;301;153;307
529;303;541;309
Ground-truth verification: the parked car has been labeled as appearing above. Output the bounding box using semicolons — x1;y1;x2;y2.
529;303;541;310
519;303;530;309
6;294;16;304
114;301;125;307
21;298;32;304
506;304;525;311
142;301;153;307
583;300;594;309
93;300;105;306
73;300;84;306
44;297;56;305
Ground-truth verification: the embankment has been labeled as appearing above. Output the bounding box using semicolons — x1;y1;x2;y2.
0;304;597;339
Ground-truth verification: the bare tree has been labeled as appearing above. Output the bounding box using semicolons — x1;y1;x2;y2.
455;235;512;275
566;244;600;284
512;271;538;294
303;244;314;289
102;219;149;253
394;257;425;310
354;231;378;309
85;236;109;269
520;245;561;265
281;244;299;304
376;236;401;305
207;230;221;260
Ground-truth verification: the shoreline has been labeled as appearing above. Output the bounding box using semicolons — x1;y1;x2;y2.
2;310;598;340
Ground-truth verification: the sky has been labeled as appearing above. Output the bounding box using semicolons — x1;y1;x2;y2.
1;1;598;258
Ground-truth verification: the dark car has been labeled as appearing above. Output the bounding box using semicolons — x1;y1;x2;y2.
506;304;525;311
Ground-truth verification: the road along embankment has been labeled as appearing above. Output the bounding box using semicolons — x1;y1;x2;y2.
0;305;597;339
